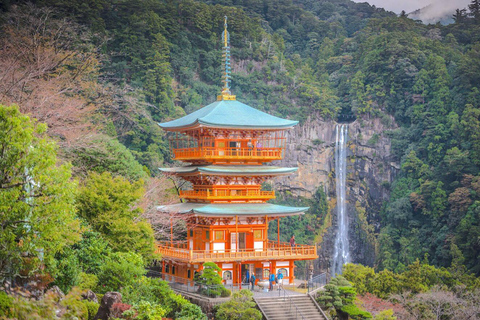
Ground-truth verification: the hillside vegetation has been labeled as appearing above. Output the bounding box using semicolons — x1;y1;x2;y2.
1;0;480;319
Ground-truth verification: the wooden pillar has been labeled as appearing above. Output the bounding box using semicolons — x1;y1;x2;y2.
235;215;238;252
289;260;294;284
238;262;242;289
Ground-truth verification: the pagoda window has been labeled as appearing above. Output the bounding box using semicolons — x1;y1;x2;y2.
165;264;170;274
215;230;224;240
205;230;210;240
254;230;263;239
172;266;175;275
188;269;191;279
263;269;270;279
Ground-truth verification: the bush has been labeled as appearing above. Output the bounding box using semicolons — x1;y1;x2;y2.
175;303;206;320
121;276;206;319
341;304;372;319
220;287;231;297
0;291;13;317
97;251;145;293
215;289;262;320
83;300;100;320
123;301;167;320
61;288;88;319
78;272;98;291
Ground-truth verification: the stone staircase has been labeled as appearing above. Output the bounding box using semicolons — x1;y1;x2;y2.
255;295;328;320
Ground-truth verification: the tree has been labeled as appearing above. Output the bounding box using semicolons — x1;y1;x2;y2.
76;172;155;261
0;105;80;283
453;8;468;23
215;290;262;320
469;0;480;22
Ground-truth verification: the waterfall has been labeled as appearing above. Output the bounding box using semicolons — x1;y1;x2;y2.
332;124;350;276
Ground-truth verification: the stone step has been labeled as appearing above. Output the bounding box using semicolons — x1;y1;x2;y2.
255;295;327;320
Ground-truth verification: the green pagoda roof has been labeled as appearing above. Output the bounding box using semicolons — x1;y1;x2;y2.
158;100;298;130
157;203;309;217
159;165;298;176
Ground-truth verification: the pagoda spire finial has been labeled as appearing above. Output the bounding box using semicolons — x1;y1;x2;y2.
218;15;236;101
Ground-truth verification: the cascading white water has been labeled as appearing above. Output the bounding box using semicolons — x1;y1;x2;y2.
332;124;350;276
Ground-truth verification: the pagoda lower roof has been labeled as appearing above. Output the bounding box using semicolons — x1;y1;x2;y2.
156;203;309;217
159;165;298;176
158;100;298;130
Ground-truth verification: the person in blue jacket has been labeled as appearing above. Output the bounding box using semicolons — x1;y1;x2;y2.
250;273;256;291
269;272;276;291
277;271;284;289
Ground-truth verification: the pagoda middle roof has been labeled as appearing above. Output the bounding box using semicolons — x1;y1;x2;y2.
158;100;298;130
157;203;309;217
159;165;298;176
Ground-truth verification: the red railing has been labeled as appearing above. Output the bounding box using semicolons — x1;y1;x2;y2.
179;189;275;201
155;241;317;263
171;147;283;162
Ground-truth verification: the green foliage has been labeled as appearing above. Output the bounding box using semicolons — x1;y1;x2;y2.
121;276;206;319
317;275;371;319
97;251;146;293
175;303;206;320
0;291;13;317
123;301;167;320
195;262;229;297
341;304;372;319
76;172;155;261
83;300;99;320
343;261;480;300
215;289;262;320
0;105;80;283
68;134;148;181
60;288;88;319
77;272;99;291
373;309;396;320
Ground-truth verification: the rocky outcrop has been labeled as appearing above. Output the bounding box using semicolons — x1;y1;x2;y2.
94;292;122;320
273;115;399;270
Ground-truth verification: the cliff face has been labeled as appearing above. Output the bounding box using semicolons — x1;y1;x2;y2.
273;116;400;270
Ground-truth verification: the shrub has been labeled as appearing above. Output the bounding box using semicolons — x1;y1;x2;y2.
341;304;372;319
121;276;205;319
111;302;131;318
83;300;100;320
61;288;88;319
175;303;206;320
97;251;145;293
78;272;99;291
0;291;13;317
215;289;262;320
123;301;167;320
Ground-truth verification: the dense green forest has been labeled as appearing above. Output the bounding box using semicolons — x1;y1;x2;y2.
2;0;480;318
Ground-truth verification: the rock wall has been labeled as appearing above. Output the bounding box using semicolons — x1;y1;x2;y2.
272;115;400;271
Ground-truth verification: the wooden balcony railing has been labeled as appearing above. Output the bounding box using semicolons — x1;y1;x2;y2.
179;189;275;202
171;147;283;163
155;241;317;263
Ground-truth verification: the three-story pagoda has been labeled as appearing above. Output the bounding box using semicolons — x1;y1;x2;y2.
156;17;317;287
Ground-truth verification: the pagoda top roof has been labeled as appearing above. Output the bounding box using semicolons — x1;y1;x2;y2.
159;165;297;176
157;203;309;217
158;100;298;130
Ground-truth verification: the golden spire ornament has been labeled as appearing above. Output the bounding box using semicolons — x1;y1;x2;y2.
217;16;236;101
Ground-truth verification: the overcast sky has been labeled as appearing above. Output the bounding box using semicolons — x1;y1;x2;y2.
352;0;470;14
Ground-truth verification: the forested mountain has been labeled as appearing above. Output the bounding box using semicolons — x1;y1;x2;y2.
2;0;480;318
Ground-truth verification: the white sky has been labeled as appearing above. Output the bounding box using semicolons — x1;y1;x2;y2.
352;0;470;13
